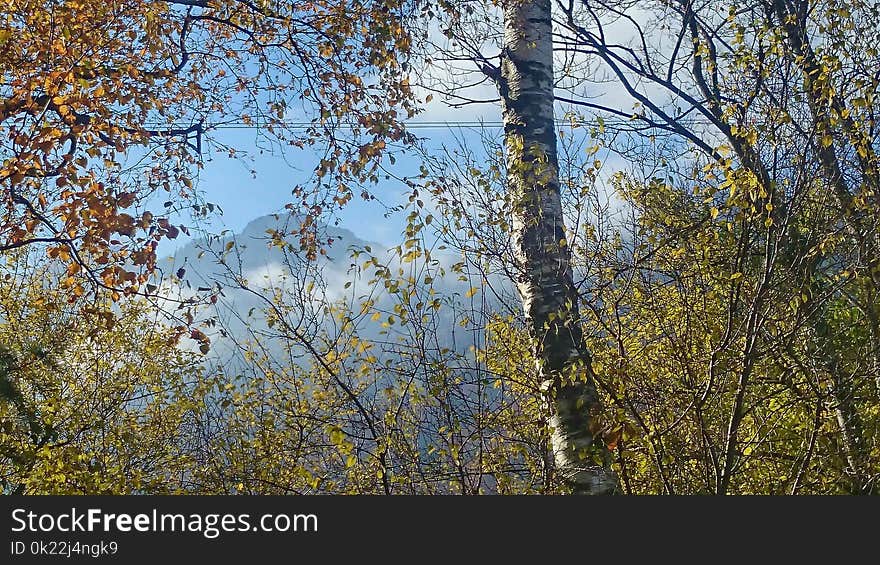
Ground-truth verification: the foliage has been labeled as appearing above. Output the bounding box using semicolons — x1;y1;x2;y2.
2;0;880;495
0;0;416;297
0;250;206;493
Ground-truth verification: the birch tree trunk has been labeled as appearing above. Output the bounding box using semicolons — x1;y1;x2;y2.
499;0;619;494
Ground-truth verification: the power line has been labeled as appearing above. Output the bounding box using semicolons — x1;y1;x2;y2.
204;121;506;129
142;118;713;130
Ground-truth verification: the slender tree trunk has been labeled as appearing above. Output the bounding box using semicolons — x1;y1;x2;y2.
499;0;618;494
828;371;869;494
770;0;875;493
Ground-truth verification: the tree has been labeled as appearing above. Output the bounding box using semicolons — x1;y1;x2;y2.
4;0;879;496
549;0;880;494
183;0;623;494
495;0;618;493
403;0;880;493
0;249;207;493
1;0;416;299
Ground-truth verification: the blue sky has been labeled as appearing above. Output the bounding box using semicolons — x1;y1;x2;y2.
157;98;505;255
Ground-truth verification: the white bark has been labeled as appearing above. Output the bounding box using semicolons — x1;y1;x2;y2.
499;0;619;494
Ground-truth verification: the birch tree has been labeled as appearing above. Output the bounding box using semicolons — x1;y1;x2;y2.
497;0;619;493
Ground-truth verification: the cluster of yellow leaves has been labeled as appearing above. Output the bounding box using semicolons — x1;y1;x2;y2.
0;251;206;493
